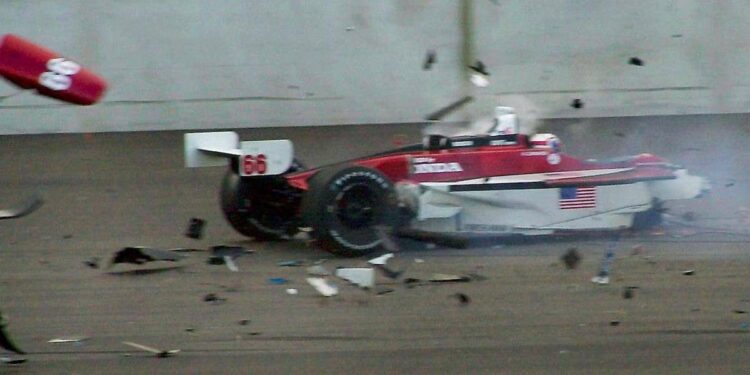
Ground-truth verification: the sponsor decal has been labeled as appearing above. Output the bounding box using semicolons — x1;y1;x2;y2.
521;151;548;157
451;140;474;147
547;153;561;165
413;162;463;174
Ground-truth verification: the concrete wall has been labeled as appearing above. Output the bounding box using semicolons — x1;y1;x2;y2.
1;1;750;134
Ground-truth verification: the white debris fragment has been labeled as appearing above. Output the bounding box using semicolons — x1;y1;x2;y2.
286;288;298;295
306;264;330;276
470;73;489;87
368;253;394;266
48;336;89;344
224;256;239;272
335;268;375;289
306;277;338;297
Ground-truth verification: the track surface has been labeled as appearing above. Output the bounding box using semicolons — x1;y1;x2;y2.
1;124;749;374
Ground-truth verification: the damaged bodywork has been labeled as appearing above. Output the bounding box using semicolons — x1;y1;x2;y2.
184;107;709;257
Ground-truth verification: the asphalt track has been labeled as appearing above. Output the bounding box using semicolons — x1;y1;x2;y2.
1;123;750;374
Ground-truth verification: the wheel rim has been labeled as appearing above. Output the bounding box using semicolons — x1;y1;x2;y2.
334;183;379;229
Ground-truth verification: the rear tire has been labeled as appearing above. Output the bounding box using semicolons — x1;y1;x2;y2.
301;165;398;257
220;160;304;240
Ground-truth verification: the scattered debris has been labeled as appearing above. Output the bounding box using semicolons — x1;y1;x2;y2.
345;26;355;31
622;286;638;299
239;320;250;326
404;277;421;288
277;260;304;267
570;98;584;109
48;336;89;344
286;288;298;295
429;273;471;283
83;257;100;269
368;252;405;279
108;247;186;268
306;277;338;297
63;234;73;239
468;60;490;76
423;50;436;70
628;57;644;66
682;269;695;276
725;179;736;188
414;259;425;263
185;328;196;333
424;96;474;121
561;248;581;269
614;131;626;137
203;293;226;304
306;264;330;276
732;310;748;314
609;320;621;326
185;218;206;239
122;341;180;358
453;293;471;305
0;195;43;221
268;278;289;285
335;268;375;289
374;286;394;295
0;311;25;355
208;246;251;272
0;356;26;365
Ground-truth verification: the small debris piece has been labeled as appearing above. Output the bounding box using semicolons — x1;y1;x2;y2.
239;320;250;326
609;320;621;326
375;286;394;295
0;311;25;355
622;286;638;299
203;293;226;304
122;341;180;358
83;257;100;269
453;293;471;305
467;273;488;282
682;269;695;276
286;288;298;295
470;73;490;87
223;256;239;272
268;278;289;285
185;328;196;332
570;98;584;109
108;246;186;268
335;268;375;289
732;310;748;314
277;260;304;267
48;336;89;344
368;252;404;279
561;248;581;269
63;234;73;239
211;245;251;258
368;253;394;266
306;264;331;276
628;57;644;66
345;26;355;31
423;50;436;70
306;277;338;297
0;357;26;365
185;218;206;239
591;275;610;285
207;257;225;265
0;195;43;221
424;96;474;121
468;60;490;76
429;273;471;283
614;131;625;137
725;180;736;188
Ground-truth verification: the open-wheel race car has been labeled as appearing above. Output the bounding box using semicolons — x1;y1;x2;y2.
184;107;709;257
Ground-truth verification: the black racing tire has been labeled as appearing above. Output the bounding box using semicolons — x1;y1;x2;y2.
301;165;398;257
220;159;305;240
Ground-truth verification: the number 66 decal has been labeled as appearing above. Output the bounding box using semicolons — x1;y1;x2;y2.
38;57;81;91
243;154;267;175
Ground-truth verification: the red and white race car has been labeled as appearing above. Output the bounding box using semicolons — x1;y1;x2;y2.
185;107;709;256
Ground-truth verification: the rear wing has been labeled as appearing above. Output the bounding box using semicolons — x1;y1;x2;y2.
184;131;294;176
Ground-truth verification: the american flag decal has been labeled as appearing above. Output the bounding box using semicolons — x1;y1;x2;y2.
559;186;596;209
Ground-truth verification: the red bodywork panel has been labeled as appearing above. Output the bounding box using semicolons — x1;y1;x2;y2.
0;34;107;105
285;134;674;191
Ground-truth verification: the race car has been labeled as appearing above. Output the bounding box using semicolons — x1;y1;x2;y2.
184;107;709;256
